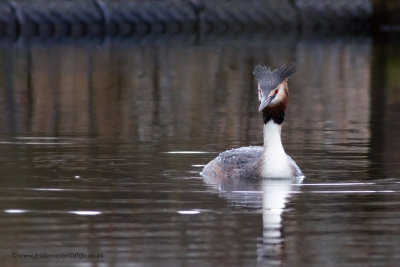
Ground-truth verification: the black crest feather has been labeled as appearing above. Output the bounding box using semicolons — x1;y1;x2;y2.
253;64;296;91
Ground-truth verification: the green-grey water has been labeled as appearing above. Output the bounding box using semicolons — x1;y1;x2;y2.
0;33;400;266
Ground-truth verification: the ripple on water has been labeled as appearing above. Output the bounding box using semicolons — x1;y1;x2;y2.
68;211;102;216
177;210;201;215
163;151;210;154
4;209;29;214
0;137;88;146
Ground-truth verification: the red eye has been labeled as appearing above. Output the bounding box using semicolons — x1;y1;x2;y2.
274;89;278;95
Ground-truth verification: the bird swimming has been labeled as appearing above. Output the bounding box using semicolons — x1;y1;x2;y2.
201;64;303;179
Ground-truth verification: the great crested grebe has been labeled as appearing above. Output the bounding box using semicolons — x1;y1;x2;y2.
201;64;303;179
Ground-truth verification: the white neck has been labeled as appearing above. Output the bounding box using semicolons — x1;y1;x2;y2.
260;120;292;178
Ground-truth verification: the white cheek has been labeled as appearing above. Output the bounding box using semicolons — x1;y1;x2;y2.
258;90;263;102
271;90;284;104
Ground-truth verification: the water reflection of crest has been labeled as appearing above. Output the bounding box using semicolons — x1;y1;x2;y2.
203;175;303;265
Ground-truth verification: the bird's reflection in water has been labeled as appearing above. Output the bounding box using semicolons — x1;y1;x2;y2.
203;175;303;265
259;177;303;264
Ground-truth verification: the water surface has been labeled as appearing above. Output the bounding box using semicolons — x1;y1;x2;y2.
0;34;399;266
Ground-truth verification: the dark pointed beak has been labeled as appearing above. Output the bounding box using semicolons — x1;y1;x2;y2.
258;95;274;111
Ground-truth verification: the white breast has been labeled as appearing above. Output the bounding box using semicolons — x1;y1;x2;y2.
260;121;294;178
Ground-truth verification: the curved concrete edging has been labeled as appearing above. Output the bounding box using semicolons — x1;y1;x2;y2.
0;0;371;38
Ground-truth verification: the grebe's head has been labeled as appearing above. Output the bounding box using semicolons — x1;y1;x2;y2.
253;64;296;112
253;64;296;124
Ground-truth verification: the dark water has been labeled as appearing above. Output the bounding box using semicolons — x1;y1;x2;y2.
0;33;400;266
